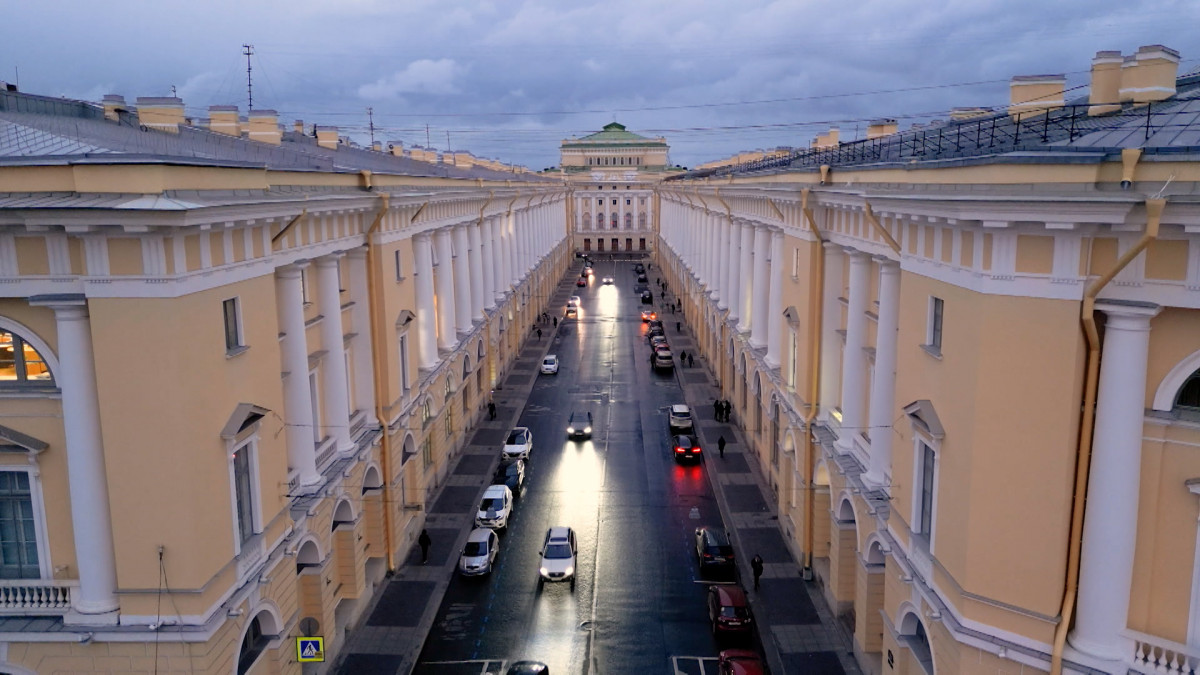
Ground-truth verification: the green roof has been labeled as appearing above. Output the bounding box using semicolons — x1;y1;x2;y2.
567;122;664;145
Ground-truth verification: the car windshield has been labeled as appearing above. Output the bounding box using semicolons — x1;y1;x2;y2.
505;464;520;477
463;541;488;556
543;543;573;559
720;606;749;619
507;431;525;444
480;497;505;511
707;544;734;556
543;358;554;365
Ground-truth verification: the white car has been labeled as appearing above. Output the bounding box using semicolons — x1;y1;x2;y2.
503;427;533;459
541;355;559;375
568;296;582;308
669;404;694;432
538;526;578;589
601;276;614;285
475;485;513;530
459;527;500;576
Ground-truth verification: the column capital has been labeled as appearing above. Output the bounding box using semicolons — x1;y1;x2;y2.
874;255;901;270
845;247;872;261
275;262;308;279
29;293;87;314
1096;299;1161;326
313;252;344;268
345;246;368;260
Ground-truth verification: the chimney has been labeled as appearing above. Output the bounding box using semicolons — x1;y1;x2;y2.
1119;44;1180;104
102;94;127;122
293;119;304;134
247;109;282;145
316;125;338;150
866;119;898;139
388;140;404;157
1088;50;1124;116
209;105;241;137
136;97;185;133
1008;74;1065;118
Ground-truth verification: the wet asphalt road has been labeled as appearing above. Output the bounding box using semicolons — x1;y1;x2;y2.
413;261;762;674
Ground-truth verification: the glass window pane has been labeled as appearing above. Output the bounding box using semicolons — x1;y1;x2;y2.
0;331;17;381
234;448;255;544
21;342;52;381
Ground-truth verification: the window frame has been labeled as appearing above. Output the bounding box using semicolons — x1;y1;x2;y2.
222;297;247;356
394;249;404;282
923;296;944;358
308;369;322;444
227;437;263;555
911;439;939;554
0;326;57;390
0;467;51;580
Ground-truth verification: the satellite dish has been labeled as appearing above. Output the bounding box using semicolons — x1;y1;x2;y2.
299;617;320;637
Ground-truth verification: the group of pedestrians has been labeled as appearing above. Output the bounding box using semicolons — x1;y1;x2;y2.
713;398;732;422
677;350;694;368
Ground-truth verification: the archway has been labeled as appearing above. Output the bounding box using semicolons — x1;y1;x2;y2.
854;538;888;663
236;608;282;675
897;610;935;675
828;497;858;632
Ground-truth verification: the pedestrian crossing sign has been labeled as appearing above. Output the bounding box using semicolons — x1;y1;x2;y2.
296;637;324;662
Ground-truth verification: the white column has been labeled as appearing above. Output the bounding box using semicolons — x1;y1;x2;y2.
819;242;843;417
345;248;376;423
453;225;473;334
707;213;720;302
315;255;355;454
765;230;784;367
434;228;457;351
1070;301;1161;664
275;266;322;487
863;258;900;487
482;217;497;309
34;297;119;621
836;249;872;454
738;221;755;332
750;224;771;348
413;233;439;368
503;212;515;288
467;222;483;319
718;216;732;310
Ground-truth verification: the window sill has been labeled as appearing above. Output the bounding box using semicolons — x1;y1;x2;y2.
226;345;250;359
919;344;943;360
0;386;61;399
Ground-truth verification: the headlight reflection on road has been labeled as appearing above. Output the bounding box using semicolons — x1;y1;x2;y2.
553;440;603;525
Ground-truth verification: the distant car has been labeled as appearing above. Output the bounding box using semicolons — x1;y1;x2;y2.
584;259;594;268
637;273;648;283
653;348;674;371
650;335;670;351
695;527;736;576
493;458;526;494
641;290;653;304
568;296;582;307
602;276;614;285
672;434;702;462
541;354;559;375
585;267;594;276
567;411;593;439
669;404;694;432
506;661;550;675
641;310;657;321
503;427;533;459
566;306;578;318
717;648;764;675
538;526;578;588
459;527;500;576
634;263;645;274
576;277;587;287
708;586;754;638
475;485;513;530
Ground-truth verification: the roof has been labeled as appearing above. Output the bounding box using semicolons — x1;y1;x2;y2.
564;121;666;147
678;72;1200;180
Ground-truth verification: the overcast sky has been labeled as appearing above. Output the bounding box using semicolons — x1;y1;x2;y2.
4;1;1197;169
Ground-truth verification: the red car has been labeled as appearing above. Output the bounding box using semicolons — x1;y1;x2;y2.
576;277;587;287
708;585;753;637
718;649;765;675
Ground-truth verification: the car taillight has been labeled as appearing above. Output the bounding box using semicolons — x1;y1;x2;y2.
703;553;713;559
675;447;683;453
692;448;701;453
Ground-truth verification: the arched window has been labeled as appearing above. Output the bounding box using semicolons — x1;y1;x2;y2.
624;213;632;229
237;615;270;674
0;330;54;388
1176;368;1200;418
611;214;618;229
639;213;647;229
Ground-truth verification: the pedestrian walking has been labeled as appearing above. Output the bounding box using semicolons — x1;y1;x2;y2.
553;316;558;328
723;400;732;424
676;321;682;333
688;353;694;368
713;399;722;421
679;349;687;365
751;554;764;590
537;328;542;340
418;529;432;564
718;435;726;458
488;400;497;420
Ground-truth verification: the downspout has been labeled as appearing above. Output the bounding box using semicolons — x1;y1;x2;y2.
363;193;396;571
861;201;902;255
800;188;825;572
1050;196;1163;674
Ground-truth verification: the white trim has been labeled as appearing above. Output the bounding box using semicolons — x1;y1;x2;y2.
1189;481;1200;646
0;465;54;580
226;437;263;558
1153;348;1200;412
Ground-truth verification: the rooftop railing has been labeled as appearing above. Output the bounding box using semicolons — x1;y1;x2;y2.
0;579;76;615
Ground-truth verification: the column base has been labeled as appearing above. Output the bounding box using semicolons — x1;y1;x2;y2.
861;470;888;491
65;606;120;627
749;337;766;351
1065;634;1131;670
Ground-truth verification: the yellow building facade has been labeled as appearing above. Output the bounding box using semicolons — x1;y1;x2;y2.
656;44;1200;675
0;88;569;673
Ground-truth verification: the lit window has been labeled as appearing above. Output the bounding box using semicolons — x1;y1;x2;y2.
422;399;432;426
0;471;40;579
0;330;54;387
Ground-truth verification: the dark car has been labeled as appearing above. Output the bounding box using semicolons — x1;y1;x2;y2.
576;277;587;287
717;649;764;675
492;458;526;493
695;527;736;576
672;434;701;462
633;263;644;273
637;273;649;283
507;662;550;675
567;411;593;439
708;585;754;638
640;290;653;304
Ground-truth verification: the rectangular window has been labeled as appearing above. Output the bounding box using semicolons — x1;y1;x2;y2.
788;330;797;389
394;250;403;281
792;248;800;277
232;444;256;546
422;438;433;469
928;297;944;352
309;371;322;444
626;199;631;206
222;298;243;352
0;471;39;579
918;443;936;538
399;333;411;392
445;409;453;438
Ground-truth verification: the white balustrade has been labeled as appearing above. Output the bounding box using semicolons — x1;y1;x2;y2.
1129;630;1200;675
0;579;76;614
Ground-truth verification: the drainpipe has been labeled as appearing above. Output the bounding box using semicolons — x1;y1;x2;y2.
364;193;396;571
800;188;825;573
1050;196;1163;674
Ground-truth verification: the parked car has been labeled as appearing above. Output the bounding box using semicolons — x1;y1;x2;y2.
708;585;754;638
576;277;587;287
458;527;500;576
637;273;648;283
633;263;644;273
641;290;653;304
641;309;657;321
506;661;550;675
493;458;526;494
649;335;670;351
672;434;702;462
717;649;764;675
647;325;665;341
541;354;559;375
475;485;513;530
566;306;578;318
669;404;694;432
567;411;593;439
653;348;675;371
538;526;578;589
584;267;594;276
568;295;582;307
695;527;736;576
503;427;533;459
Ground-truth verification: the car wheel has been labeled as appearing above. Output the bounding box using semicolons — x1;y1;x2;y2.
570;577;576;591
537;578;544;591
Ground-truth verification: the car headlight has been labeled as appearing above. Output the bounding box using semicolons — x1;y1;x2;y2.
567;427;574;433
564;566;574;576
539;567;549;576
584;426;592;433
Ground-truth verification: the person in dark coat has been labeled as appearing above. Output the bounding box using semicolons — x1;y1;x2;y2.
714;399;723;421
718;435;726;458
418;529;432;564
751;554;764;590
679;350;687;366
488;400;497;420
688;353;694;368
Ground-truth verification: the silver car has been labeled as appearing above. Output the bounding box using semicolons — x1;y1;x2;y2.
459;527;500;577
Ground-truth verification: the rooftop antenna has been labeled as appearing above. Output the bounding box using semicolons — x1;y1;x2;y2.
170;85;177;97
446;130;451;153
426;124;431;148
242;44;255;110
368;107;375;146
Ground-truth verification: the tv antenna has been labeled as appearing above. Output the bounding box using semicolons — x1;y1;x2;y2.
242;44;255;110
368;107;375;146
